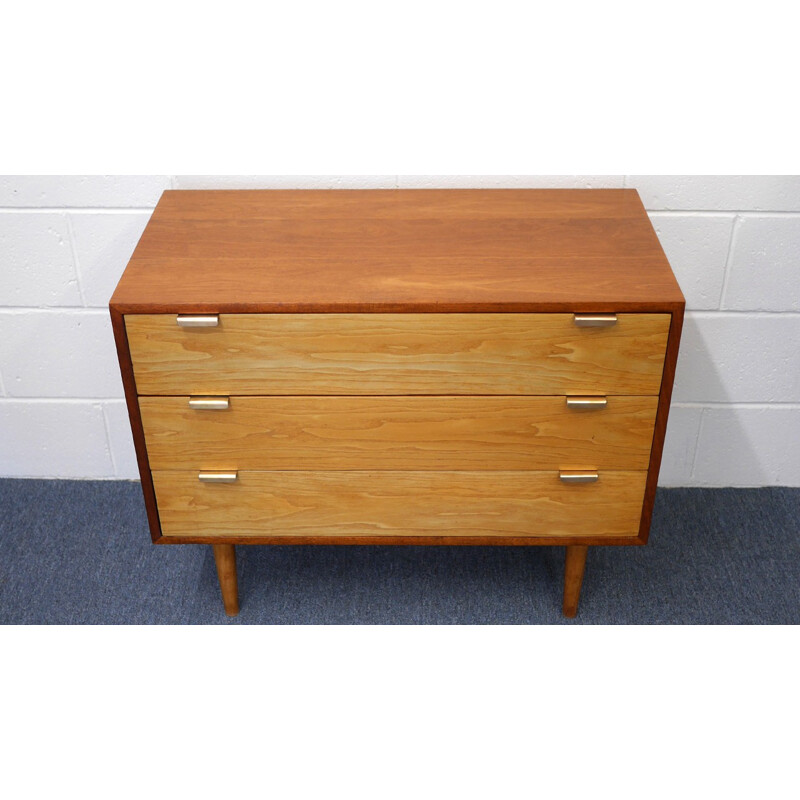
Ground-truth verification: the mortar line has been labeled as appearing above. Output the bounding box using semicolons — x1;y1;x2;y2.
0;207;156;214
0;307;112;314
718;215;741;309
0;475;133;481
0;398;126;404
99;403;119;476
689;408;706;480
685;310;800;317
64;213;88;307
647;210;737;218
673;402;800;409
645;209;800;217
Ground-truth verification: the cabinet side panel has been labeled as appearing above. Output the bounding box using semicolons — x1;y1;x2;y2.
110;306;162;543
638;305;685;542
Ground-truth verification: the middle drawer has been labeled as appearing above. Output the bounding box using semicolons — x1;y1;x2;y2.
140;395;658;471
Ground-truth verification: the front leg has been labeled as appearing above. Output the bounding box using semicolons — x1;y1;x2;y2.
562;545;588;618
213;544;240;616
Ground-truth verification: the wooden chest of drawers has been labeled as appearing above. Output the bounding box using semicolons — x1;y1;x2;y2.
110;188;684;617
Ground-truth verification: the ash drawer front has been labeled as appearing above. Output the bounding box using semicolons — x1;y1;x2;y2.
152;470;648;540
140;395;658;471
126;313;670;396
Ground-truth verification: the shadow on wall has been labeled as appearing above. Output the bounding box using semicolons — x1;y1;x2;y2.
666;314;776;488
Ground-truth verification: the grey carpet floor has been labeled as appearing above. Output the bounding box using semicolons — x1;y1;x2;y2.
0;479;798;624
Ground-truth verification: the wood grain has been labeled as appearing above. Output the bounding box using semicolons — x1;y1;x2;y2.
108;188;685;559
109;189;683;314
140;395;658;471
110;257;683;315
133;218;661;260
126;313;670;396
151;188;649;221
152;470;648;540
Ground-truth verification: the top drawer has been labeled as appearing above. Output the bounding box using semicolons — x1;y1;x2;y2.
126;313;670;396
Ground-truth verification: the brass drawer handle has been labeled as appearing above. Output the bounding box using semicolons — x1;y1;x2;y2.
573;313;617;327
188;396;230;410
198;471;238;483
177;314;219;327
559;471;599;484
566;396;608;410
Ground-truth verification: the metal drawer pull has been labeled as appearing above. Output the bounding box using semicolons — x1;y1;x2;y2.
573;313;617;327
189;396;230;410
177;314;219;327
198;471;238;483
559;471;599;484
566;396;608;410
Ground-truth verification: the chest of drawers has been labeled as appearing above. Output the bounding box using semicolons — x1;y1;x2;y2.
110;188;684;618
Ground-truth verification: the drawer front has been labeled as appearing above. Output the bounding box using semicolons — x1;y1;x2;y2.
140;395;658;471
126;313;670;396
152;470;648;539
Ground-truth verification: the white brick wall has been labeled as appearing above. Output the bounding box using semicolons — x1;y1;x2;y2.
1;175;798;485
0;176;170;208
0;214;82;306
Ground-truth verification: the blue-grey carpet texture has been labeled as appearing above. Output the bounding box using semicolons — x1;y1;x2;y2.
0;479;797;624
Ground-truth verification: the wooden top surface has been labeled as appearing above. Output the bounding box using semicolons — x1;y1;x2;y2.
110;189;684;313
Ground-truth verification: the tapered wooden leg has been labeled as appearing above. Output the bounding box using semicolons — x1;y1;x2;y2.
563;545;588;618
212;544;239;616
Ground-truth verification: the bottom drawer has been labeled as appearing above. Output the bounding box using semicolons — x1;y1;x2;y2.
152;470;647;540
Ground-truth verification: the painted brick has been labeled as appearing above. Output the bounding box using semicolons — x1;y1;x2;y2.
649;213;734;310
724;216;800;311
103;401;139;479
2;174;798;486
0;213;81;306
657;406;702;487
172;175;397;189
0;311;124;398
0;176;170;208
0;401;113;477
396;175;625;188
629;176;800;211
692;407;800;487
70;212;151;307
672;314;800;403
